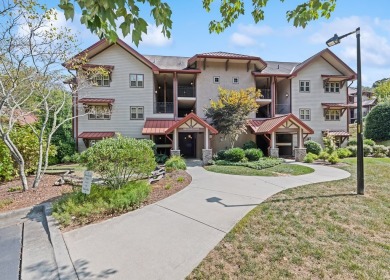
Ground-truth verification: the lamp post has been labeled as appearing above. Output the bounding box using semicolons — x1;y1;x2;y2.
326;27;364;195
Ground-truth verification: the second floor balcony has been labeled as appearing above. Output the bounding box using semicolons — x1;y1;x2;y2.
178;86;196;98
276;104;291;115
154;102;174;114
258;88;271;99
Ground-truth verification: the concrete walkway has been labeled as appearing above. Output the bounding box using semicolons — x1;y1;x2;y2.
63;163;350;280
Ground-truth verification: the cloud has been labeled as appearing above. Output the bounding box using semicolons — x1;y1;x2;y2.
230;33;257;47
237;24;273;36
230;23;273;47
138;24;173;47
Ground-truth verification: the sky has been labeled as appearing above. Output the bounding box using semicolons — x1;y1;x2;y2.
42;0;390;87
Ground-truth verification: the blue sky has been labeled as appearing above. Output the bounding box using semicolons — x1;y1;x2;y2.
45;0;390;87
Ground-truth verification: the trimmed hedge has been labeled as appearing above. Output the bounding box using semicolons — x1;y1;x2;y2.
304;140;322;155
336;148;353;159
215;157;283;170
244;148;263;161
224;148;245;162
365;102;390;141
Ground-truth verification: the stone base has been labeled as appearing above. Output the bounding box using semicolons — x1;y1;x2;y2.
269;148;279;158
294;148;307;162
170;150;180;157
202;149;212;165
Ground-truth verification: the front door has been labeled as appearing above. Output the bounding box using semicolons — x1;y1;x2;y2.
179;133;196;158
276;134;293;156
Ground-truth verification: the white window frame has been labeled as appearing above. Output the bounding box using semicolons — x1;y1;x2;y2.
93;74;110;87
299;80;310;93
130;106;144;120
213;76;220;84
88;105;111;120
325;82;340;93
299;108;311;121
130;74;144;88
232;77;239;84
325;109;341;121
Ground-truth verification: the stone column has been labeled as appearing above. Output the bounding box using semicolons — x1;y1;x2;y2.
294;148;307;162
202;149;212;165
171;150;180;157
269;148;279;158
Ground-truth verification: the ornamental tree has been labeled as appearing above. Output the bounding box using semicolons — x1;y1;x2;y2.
205;87;261;148
374;79;390;102
364;102;390;142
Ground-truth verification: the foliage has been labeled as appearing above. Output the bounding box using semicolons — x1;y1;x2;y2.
242;140;257;150
0;198;13;210
365;102;390;141
7;186;23;192
363;144;373;157
60;0;338;44
155;153;169;164
205;87;261;148
318;151;330;161
304;152;318;163
372;145;389;157
373;79;390;102
363;139;376;146
348;138;357;146
244;148;263;161
80;136;156;189
336;148;352;159
216;149;227;160
347;145;358;157
322;134;336;154
327;153;340;164
304;140;322;155
0;142;16;182
165;155;186;172
224;148;246;162
52;181;150;227
215;157;283;170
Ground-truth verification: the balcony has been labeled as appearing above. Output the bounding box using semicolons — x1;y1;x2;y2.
178;86;195;98
259;89;271;99
276;104;291;115
154;102;173;114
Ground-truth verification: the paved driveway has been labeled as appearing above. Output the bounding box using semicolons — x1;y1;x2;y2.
63;163;350;280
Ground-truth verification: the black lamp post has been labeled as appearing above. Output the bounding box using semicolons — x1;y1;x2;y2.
326;27;364;195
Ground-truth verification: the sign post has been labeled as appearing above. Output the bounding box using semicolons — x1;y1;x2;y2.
82;171;93;195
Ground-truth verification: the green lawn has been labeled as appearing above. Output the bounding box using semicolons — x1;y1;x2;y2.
189;158;390;280
204;163;314;176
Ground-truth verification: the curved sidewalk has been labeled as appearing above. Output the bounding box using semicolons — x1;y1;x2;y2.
63;163;350;280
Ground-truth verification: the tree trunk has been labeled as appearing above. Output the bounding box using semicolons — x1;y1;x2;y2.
32;141;44;188
17;161;29;191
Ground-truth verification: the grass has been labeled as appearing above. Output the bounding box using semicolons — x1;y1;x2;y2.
52;181;150;228
205;163;314;176
0;198;13;210
189;158;390;280
7;186;23;192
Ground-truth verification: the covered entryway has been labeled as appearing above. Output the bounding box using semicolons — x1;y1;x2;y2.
179;132;196;158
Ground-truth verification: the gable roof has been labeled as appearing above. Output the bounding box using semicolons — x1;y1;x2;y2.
165;113;218;134
248;114;314;134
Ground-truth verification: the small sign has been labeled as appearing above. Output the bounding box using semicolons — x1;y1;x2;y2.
82;171;93;195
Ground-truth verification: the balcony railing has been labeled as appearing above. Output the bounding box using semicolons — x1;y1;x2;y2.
154;102;173;114
276;104;291;114
258;88;271;99
178;86;196;98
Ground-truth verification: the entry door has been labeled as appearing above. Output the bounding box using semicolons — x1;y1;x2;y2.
276;134;293;156
179;133;196;158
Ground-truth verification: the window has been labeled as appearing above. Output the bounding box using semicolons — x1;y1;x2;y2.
232;77;239;84
299;80;310;92
130;106;144;120
130;74;144;88
213;76;220;84
87;105;111;120
299;108;311;120
325;82;340;93
325;109;341;121
93;74;110;87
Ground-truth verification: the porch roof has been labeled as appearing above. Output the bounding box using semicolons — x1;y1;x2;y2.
78;131;115;139
166;113;218;134
142;119;178;135
323;130;350;137
248;114;314;134
78;98;115;104
321;102;353;109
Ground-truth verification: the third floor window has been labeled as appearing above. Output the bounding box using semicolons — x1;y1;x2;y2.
130;74;144;88
93;74;110;87
325;82;340;93
299;80;310;92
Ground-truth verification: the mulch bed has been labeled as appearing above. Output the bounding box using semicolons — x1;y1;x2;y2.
0;170;192;218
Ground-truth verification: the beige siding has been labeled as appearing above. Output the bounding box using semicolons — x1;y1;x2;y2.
291;57;348;145
77;45;173;151
196;61;256;118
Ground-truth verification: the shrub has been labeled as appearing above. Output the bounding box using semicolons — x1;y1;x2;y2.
363;139;376;146
70;153;81;163
363;144;373;157
242;140;257;150
365;102;390;141
318;151;330;161
224;148;245;162
336;148;353;159
0;142;16;182
244;148;263;161
348;138;357;146
304;140;322;155
52;181;150;227
347;145;358;157
165;155;186;172
216;149;227;160
80;136;156;189
155;153;168;164
304;153;318;163
328;153;340;164
215;157;283;170
373;145;388;158
323;134;336;154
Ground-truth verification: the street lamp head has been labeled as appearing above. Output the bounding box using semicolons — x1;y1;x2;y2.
326;34;340;47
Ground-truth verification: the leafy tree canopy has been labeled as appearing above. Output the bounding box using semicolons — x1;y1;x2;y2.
373;79;390;102
59;0;337;45
364;102;390;142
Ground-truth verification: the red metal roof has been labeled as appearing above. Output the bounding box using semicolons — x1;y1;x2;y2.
324;131;350;137
248;114;314;134
142;119;178;135
78;132;115;139
165;113;218;134
78;98;115;104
